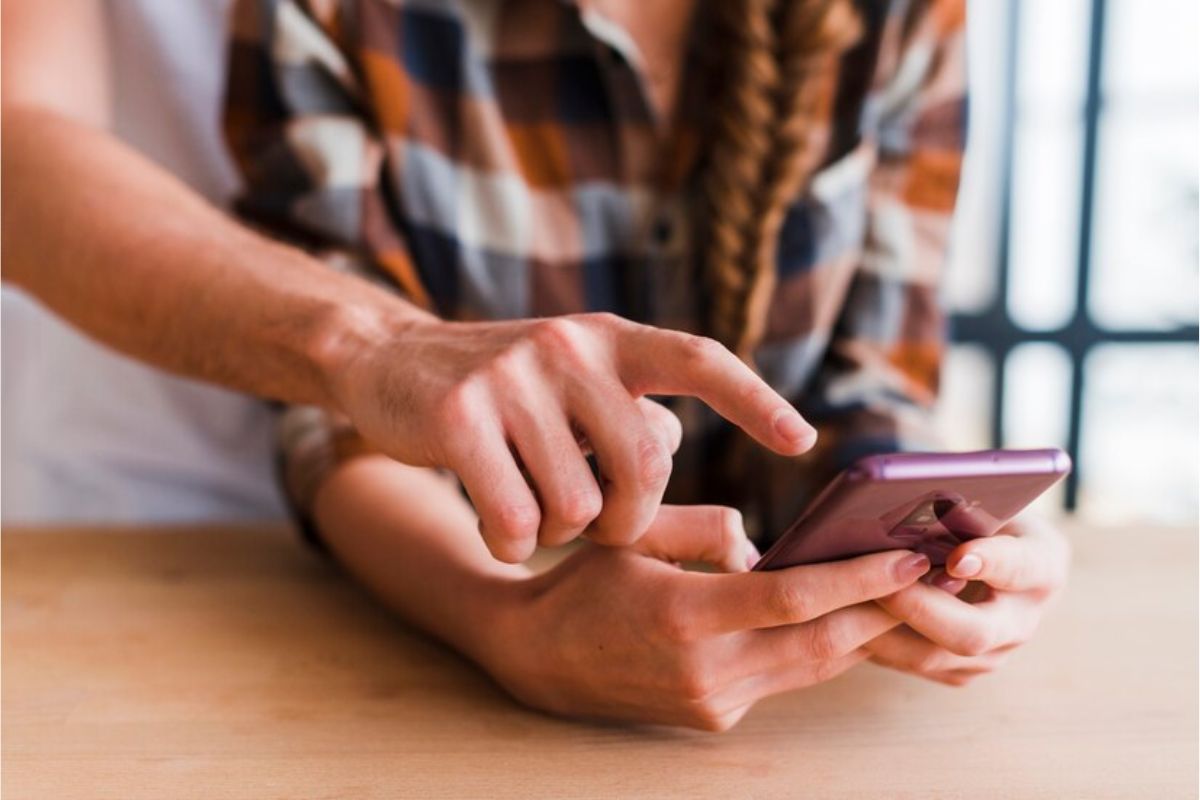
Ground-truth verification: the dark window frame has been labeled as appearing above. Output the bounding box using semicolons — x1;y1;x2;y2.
949;0;1200;510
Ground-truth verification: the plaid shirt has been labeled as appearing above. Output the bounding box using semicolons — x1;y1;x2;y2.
224;0;966;542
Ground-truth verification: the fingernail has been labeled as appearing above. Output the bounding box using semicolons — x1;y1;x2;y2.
896;552;931;581
950;553;983;579
772;409;815;448
744;540;762;571
932;572;968;594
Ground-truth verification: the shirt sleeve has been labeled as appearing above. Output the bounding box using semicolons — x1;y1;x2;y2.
799;0;967;483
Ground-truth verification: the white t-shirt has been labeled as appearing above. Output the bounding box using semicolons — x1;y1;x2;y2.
0;0;286;523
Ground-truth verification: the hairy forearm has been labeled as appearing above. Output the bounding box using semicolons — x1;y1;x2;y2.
1;106;432;408
312;456;530;664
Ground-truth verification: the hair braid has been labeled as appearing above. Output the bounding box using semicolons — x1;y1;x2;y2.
699;0;861;360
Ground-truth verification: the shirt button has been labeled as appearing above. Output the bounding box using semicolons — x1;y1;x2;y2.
652;217;673;246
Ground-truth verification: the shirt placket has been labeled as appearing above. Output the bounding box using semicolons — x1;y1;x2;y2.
575;7;693;330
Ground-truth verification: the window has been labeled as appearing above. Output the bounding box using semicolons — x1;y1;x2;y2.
937;0;1199;522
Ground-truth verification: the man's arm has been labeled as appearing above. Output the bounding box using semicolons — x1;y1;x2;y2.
2;0;813;564
1;0;428;412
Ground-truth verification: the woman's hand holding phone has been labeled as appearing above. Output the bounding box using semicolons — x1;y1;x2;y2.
864;514;1070;685
479;505;933;731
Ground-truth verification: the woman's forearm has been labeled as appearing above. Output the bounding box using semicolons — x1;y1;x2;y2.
311;456;529;664
1;106;430;408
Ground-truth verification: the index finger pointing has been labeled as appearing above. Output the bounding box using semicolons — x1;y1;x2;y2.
679;549;931;637
615;326;816;455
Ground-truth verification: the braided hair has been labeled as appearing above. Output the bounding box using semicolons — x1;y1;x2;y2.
699;0;861;360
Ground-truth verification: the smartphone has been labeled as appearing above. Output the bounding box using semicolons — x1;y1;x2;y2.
752;448;1071;571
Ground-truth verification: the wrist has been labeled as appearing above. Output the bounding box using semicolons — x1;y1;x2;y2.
446;570;537;671
299;267;437;412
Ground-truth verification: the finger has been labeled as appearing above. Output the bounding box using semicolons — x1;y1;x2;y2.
445;423;541;563
863;625;999;676
662;695;755;733
946;526;1069;593
633;505;757;572
875;583;1039;657
938;666;998;686
681;549;931;636
570;379;672;546
737;602;901;675
637;397;683;455
702;702;755;734
743;649;869;701
698;649;868;727
927;569;968;595
507;412;602;548
615;325;816;456
869;660;995;687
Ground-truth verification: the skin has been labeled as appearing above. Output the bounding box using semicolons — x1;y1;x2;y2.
334;313;816;561
587;0;699;120
315;455;933;731
2;0;1072;729
316;455;1070;730
867;516;1071;686
2;0;815;564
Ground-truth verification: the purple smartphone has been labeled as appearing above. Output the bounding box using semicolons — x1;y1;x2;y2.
752;448;1071;571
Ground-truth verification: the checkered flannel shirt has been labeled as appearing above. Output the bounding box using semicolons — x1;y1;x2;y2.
224;0;967;542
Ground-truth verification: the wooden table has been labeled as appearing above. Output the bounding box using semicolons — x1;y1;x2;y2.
3;523;1196;799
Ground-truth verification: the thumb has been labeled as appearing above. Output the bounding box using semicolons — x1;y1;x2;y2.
631;505;759;573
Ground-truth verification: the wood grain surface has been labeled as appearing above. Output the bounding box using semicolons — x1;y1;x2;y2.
2;523;1196;799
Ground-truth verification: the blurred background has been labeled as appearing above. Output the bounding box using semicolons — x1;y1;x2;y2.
937;0;1199;524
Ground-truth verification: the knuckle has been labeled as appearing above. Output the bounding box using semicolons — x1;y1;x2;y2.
635;435;672;491
436;381;482;430
915;650;947;675
582;311;623;330
1007;560;1033;590
953;627;994;658
767;581;812;623
652;592;695;642
679;334;725;365
803;619;839;662
487;345;532;382
895;588;931;620
555;487;602;529
847;564;886;602
490;502;541;541
715;508;745;559
642;400;684;451
528;318;588;359
692;704;734;733
677;666;718;704
809;655;849;685
718;506;744;540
